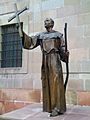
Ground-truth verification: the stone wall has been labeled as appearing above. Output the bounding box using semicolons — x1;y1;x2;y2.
0;0;90;113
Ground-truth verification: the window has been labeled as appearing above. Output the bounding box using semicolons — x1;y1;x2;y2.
0;23;22;68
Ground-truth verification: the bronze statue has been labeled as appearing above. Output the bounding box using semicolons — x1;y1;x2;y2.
22;18;69;117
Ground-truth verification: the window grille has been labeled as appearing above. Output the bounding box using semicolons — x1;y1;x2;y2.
0;23;22;68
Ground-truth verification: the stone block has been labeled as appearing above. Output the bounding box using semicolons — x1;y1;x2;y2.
79;1;90;14
0;99;28;114
31;63;41;73
72;1;90;15
42;9;57;20
0;2;14;14
0;101;5;114
4;101;15;113
28;12;33;23
68;26;84;41
54;18;64;31
68;38;78;50
80;60;90;72
57;6;76;18
69;74;79;80
82;37;90;48
17;0;29;10
41;0;64;11
0;89;16;100
66;90;77;105
67;79;84;91
55;15;78;29
70;48;89;62
78;13;90;25
33;22;42;33
15;89;31;101
28;89;41;102
14;79;22;88
84;24;90;37
69;36;90;50
0;79;6;88
21;77;33;89
32;73;42;89
77;91;90;105
85;79;90;91
68;26;85;49
79;74;90;80
30;52;42;63
14;101;26;110
7;79;14;89
64;16;78;27
33;11;42;23
0;89;41;103
64;0;80;5
69;61;81;73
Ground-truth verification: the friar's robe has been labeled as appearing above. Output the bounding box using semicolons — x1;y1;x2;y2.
22;30;66;113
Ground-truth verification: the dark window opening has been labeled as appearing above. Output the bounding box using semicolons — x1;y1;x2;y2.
0;23;22;68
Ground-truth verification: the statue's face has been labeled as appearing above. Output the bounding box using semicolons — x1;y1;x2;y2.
44;18;54;28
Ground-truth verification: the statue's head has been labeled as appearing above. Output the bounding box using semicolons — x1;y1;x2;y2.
44;18;54;28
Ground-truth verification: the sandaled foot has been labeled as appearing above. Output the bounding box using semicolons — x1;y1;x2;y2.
50;110;59;117
50;108;64;117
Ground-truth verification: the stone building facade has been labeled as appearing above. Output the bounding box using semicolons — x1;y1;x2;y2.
0;0;90;114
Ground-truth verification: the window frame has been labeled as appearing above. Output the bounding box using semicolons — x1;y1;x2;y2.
0;23;22;68
0;23;28;74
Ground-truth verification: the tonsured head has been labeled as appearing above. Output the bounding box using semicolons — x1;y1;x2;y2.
44;18;54;29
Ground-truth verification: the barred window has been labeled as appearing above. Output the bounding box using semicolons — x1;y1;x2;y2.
0;23;22;68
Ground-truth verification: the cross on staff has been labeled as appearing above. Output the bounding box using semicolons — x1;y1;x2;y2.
8;3;28;38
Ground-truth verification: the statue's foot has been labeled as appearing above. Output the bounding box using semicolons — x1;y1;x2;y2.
50;108;64;117
50;110;58;117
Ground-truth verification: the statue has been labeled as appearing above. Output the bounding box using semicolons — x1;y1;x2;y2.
7;3;69;118
22;18;69;117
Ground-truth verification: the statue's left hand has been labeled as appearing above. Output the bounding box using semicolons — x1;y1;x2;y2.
65;50;69;57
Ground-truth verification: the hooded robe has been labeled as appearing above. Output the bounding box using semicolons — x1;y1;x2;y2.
22;30;66;113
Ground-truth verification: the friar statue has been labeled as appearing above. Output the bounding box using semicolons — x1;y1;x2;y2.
22;18;69;117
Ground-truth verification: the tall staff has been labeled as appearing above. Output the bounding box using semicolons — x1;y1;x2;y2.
64;23;69;92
